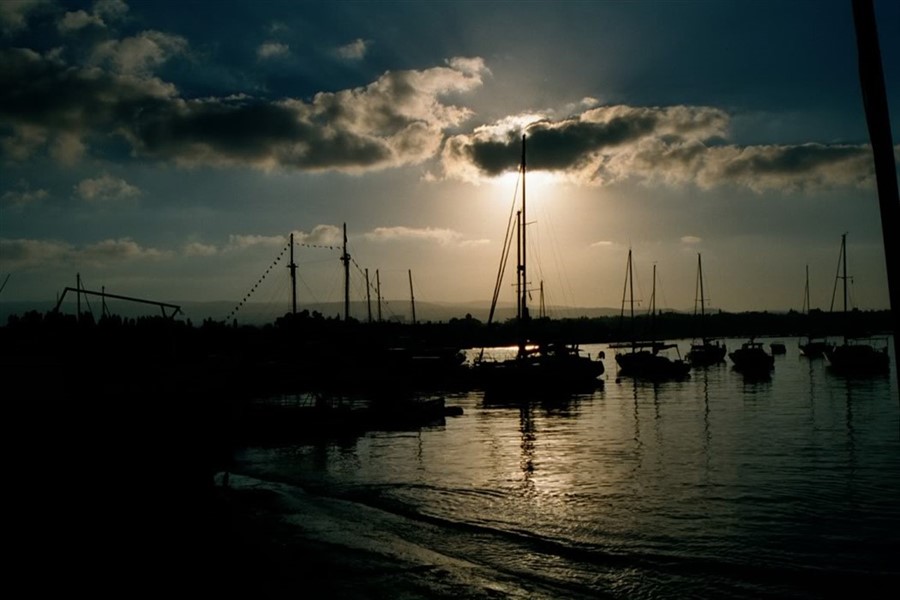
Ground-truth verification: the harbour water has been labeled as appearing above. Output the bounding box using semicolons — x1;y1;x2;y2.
233;336;899;599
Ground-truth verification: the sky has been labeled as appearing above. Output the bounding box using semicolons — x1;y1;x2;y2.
1;0;898;322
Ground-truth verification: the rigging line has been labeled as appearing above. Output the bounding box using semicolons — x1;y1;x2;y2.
536;201;575;317
656;269;671;314
226;241;289;321
829;239;844;312
74;275;95;318
298;243;338;250
487;169;522;326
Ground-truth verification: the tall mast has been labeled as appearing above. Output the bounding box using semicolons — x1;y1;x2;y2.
650;263;657;346
516;210;522;320
76;272;81;321
841;233;848;315
803;264;810;314
288;233;297;315
698;254;705;319
628;250;634;346
519;134;528;323
408;269;416;325
365;268;372;323
539;280;545;319
341;223;350;321
376;269;382;322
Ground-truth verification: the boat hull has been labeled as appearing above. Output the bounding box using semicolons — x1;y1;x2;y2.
686;341;727;367
729;344;775;374
615;350;691;381
825;343;890;375
474;353;605;397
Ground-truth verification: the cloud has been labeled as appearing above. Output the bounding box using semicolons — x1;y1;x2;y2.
0;238;71;269
75;174;141;204
50;132;87;164
184;242;218;257
681;236;702;244
226;234;286;250
79;237;170;264
0;237;169;270
438;104;876;192
57;0;128;33
365;226;481;246
257;42;289;60
0;47;180;162
58;9;105;33
91;30;189;75
180;225;341;257
294;224;342;246
336;38;369;60
94;0;128;21
0;0;48;34
0;47;488;172
1;183;48;209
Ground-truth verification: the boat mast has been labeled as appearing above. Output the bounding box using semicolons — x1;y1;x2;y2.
341;223;350;321
803;264;810;315
841;233;848;316
516;210;522;320
408;269;416;325
77;272;82;322
288;232;297;315
698;254;705;319
650;263;657;347
365;268;372;323
627;250;635;347
539;280;545;319
376;269;382;322
697;253;706;341
519;134;529;323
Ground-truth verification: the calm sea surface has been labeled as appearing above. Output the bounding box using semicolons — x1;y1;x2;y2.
234;336;899;599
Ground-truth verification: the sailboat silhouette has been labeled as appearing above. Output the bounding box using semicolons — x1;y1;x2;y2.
824;233;890;375
473;134;605;396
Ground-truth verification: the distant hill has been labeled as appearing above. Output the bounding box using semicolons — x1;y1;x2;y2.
0;299;623;326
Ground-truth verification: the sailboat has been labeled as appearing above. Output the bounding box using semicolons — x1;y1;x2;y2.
685;253;726;367
823;233;890;375
798;265;833;358
611;251;690;381
472;134;605;396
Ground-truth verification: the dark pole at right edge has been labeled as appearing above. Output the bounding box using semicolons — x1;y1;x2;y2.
851;0;900;380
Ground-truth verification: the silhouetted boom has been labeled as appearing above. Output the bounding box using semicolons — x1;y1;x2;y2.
53;287;182;318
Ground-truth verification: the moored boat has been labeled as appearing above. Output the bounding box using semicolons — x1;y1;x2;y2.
612;252;690;381
729;339;775;375
472;134;605;397
685;253;727;367
823;234;890;376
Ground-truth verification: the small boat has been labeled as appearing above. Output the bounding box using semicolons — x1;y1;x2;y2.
824;234;890;375
612;252;690;381
472;134;605;397
685;253;727;367
769;342;787;355
729;339;774;375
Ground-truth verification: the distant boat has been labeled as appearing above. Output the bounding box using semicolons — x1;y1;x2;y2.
798;265;833;358
472;134;605;396
823;233;890;376
685;253;727;367
729;339;775;375
612;251;690;381
769;342;787;355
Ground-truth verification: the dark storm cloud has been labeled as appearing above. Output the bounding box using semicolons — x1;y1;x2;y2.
440;105;876;192
0;45;487;172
